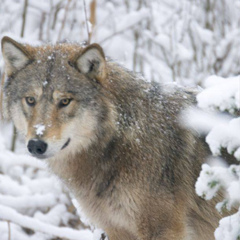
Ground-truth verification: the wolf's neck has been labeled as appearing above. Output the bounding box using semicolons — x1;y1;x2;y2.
47;137;122;198
105;62;149;101
47;63;149;196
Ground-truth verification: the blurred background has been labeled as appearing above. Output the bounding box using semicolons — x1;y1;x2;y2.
0;1;240;240
1;0;240;84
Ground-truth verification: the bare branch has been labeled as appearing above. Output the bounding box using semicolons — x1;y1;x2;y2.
57;0;71;41
89;0;96;41
83;0;91;45
21;0;28;38
39;12;46;41
10;127;17;152
52;1;64;30
0;72;5;120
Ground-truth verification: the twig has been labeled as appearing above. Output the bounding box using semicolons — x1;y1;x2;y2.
7;221;11;240
124;0;130;13
0;72;5;120
52;1;64;30
70;0;77;31
39;12;46;41
89;0;96;41
21;0;28;38
57;0;71;41
46;0;54;40
133;30;139;73
10;126;17;152
83;0;91;45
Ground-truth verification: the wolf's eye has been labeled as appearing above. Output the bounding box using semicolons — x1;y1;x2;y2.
25;97;36;106
59;98;72;108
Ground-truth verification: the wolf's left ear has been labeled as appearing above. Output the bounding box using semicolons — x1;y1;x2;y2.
1;36;33;76
75;43;107;84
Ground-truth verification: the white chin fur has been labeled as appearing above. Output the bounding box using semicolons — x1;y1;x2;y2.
45;140;69;158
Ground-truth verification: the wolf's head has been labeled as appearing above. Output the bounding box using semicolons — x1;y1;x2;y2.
1;36;115;159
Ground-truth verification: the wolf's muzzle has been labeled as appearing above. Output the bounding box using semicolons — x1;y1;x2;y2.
27;139;48;156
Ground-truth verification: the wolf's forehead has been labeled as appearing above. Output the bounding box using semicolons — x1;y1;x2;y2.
16;44;93;97
36;50;67;63
35;44;83;60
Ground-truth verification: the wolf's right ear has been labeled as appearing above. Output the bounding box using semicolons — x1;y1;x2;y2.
1;36;33;76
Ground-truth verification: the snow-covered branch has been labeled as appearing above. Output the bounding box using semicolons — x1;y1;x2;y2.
192;75;240;240
0;204;93;240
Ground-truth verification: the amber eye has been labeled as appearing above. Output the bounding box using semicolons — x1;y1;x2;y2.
25;97;36;106
59;98;72;108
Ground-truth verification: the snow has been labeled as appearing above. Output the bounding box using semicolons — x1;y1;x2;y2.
215;210;240;240
0;193;57;209
206;118;240;160
0;205;93;240
154;34;171;51
194;75;240;160
43;80;48;86
194;21;214;45
99;8;150;43
0;174;30;196
195;163;236;201
34;124;46;136
0;150;46;171
191;75;240;240
145;32;193;62
182;107;231;135
177;44;193;61
72;199;92;227
197;75;240;112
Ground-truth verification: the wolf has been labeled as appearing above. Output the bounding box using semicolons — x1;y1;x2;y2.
1;36;228;240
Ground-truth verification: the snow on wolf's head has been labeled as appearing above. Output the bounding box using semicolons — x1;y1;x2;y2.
1;36;116;159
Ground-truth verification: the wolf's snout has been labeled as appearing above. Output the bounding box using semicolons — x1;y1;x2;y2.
27;139;48;156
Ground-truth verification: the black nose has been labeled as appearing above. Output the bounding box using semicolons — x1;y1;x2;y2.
27;139;47;155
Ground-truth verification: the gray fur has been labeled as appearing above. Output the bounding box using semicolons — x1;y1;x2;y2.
1;36;233;240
